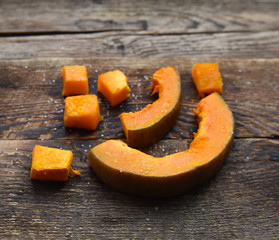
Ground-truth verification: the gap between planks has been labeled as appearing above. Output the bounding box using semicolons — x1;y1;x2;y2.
0;29;277;38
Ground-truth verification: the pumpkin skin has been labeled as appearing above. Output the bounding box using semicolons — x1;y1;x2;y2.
89;93;234;198
120;67;181;148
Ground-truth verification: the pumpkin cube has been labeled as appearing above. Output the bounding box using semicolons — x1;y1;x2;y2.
64;94;102;130
98;70;131;106
62;65;89;96
31;145;81;181
192;63;223;98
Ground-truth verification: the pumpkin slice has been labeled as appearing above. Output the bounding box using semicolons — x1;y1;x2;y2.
120;67;181;147
89;93;234;197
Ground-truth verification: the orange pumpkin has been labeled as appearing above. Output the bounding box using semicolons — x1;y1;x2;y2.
62;65;89;96
120;67;181;147
89;93;234;197
31;145;81;181
192;63;223;97
64;94;103;130
98;70;131;106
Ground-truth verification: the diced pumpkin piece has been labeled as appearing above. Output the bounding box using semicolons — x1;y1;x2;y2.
64;94;103;130
62;65;89;96
192;63;223;98
98;70;131;106
31;145;81;181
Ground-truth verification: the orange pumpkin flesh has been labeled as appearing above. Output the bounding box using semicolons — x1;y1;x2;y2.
120;67;181;147
98;70;131;107
192;63;223;98
62;65;89;97
64;94;103;130
89;93;234;197
31;145;81;181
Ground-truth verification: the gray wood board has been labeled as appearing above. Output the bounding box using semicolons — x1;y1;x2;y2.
0;0;278;34
1;31;279;59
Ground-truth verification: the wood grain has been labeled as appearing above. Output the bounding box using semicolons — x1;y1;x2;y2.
0;1;278;238
1;0;278;34
1;31;279;59
0;58;278;140
0;138;278;239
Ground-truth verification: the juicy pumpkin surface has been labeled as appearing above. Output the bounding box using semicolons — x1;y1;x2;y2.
120;66;181;147
89;93;234;197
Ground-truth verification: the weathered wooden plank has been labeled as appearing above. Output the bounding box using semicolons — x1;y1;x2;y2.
0;58;278;140
0;0;278;239
0;0;278;34
1;31;279;59
0;138;278;239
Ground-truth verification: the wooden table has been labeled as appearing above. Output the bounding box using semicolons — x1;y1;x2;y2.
0;1;278;239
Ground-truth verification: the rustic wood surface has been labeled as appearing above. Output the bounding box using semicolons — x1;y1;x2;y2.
1;31;279;59
1;0;278;34
0;0;278;239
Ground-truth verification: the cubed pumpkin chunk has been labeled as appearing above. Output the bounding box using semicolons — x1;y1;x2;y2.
31;145;81;181
64;94;102;130
62;65;89;96
98;70;131;106
192;63;223;98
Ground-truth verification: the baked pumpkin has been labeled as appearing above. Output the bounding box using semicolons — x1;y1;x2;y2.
89;93;234;197
120;67;181;147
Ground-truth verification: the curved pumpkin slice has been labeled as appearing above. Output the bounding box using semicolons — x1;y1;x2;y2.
120;67;181;147
89;93;234;197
